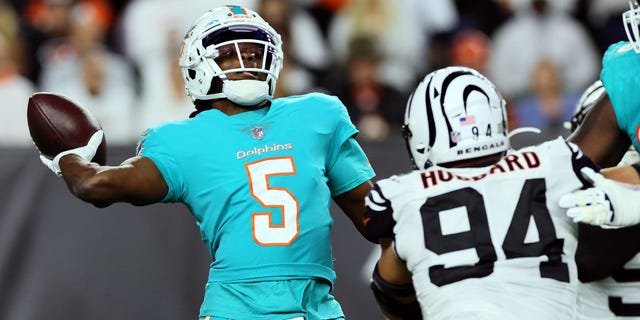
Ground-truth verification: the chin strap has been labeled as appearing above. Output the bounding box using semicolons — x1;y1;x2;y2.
222;79;270;106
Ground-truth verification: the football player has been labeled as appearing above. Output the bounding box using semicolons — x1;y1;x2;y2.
36;5;375;320
562;80;640;319
561;0;640;227
361;66;635;320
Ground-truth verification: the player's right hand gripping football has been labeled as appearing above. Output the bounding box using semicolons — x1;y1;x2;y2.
559;167;640;228
40;130;104;177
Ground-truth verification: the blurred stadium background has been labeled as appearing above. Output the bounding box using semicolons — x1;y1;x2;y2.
0;0;630;319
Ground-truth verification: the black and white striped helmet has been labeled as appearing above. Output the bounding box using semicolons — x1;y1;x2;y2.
565;80;605;133
402;66;509;169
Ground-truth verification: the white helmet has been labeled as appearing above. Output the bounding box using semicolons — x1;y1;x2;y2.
565;80;605;133
624;0;640;53
402;66;509;169
179;5;283;106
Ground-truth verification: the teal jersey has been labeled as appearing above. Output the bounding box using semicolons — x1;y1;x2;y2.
600;41;640;151
137;93;374;306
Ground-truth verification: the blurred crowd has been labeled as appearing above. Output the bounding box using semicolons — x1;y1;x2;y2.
0;0;629;146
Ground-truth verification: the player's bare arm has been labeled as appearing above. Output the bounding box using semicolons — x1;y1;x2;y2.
369;237;420;320
568;92;631;167
58;155;168;208
333;180;373;234
601;163;640;184
377;238;412;285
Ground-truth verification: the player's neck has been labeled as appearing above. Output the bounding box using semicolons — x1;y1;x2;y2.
442;153;504;168
212;99;270;116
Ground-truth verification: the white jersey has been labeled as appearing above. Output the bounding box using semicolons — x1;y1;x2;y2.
365;138;596;320
578;149;640;320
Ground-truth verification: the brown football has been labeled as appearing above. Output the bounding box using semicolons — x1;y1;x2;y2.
27;92;107;165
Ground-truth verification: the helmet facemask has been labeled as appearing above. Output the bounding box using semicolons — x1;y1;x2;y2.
624;0;640;53
179;7;284;106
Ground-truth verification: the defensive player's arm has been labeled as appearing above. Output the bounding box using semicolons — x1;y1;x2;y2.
562;163;640;280
568;93;631;167
58;154;168;208
370;238;421;320
561;165;640;224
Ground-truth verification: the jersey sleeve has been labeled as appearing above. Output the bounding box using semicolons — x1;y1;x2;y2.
323;94;375;196
136;127;185;203
561;139;600;187
535;137;600;188
363;182;396;243
327;137;375;196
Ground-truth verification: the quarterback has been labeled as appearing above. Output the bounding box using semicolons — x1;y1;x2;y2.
35;5;374;320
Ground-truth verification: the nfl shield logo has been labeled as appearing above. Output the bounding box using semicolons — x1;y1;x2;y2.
252;127;264;140
450;131;461;143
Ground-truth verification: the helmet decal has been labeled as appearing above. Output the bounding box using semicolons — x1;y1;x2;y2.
227;5;251;17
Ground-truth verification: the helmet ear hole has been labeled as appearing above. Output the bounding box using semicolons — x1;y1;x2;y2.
188;69;196;80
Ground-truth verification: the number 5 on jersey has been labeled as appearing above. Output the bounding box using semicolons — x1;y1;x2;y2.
245;156;300;246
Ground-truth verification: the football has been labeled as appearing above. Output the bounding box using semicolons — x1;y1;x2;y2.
27;92;107;165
